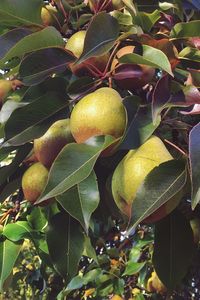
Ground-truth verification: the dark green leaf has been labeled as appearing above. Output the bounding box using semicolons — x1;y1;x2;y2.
153;210;195;290
46;213;84;281
76;12;119;64
0;27;64;67
0;0;43;27
57;170;100;233
37;136;114;203
19;48;75;86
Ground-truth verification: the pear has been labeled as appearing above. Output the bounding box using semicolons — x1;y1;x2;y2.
111;136;180;220
34;119;74;168
65;30;109;77
111;46;155;90
0;80;13;103
146;271;167;295
41;5;57;26
70;87;126;143
22;162;48;204
111;296;124;300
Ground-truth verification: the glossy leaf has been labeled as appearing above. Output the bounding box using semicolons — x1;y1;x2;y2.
19;48;75;86
119;45;173;76
0;239;23;291
76;12;119;64
179;47;200;62
0;27;64;67
3;91;69;146
37;136;114;203
153;210;195;290
123;262;145;276
133;10;160;32
3;221;33;242
0;0;43;27
170;20;200;39
46;213;84;281
57;170;100;233
128;160;186;230
67;77;97;100
189;122;200;209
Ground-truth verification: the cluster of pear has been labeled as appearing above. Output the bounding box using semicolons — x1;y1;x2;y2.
22;87;126;205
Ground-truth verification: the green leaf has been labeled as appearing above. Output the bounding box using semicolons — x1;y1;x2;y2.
119;45;173;76
37;136;114;203
133;10;160;32
83;236;98;262
3;91;69;147
123;261;145;276
76;12;119;64
0;177;21;203
46;213;84;281
179;47;200;63
27;207;47;231
19;47;75;86
0;239;23;291
3;221;33;242
128;160;186;231
57;170;100;233
170;20;200;39
153;210;195;290
0;27;65;67
0;0;43;27
0;144;32;185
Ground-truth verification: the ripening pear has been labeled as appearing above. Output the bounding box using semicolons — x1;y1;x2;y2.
0;80;13;103
65;30;109;77
111;46;155;90
34;119;74;168
146;271;167;295
41;5;57;26
70;87;126;143
111;295;124;300
22;162;48;204
112;136;181;221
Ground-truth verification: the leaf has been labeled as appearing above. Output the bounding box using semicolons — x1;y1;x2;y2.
57;170;100;233
0;27;65;67
19;47;75;86
83;236;98;262
128;160;186;231
37;136;114;203
179;47;200;63
0;101;27;124
0;177;21;203
0;0;43;27
0;239;23;291
76;12;119;64
170;20;200;39
120;99;159;150
46;213;84;281
0;144;32;185
27;207;47;231
67;77;97;100
119;45;173;76
153;210;195;290
189;122;200;209
123;262;145;276
3;221;33;242
3;91;69;147
133;10;160;32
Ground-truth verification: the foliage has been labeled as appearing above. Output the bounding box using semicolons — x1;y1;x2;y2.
0;0;199;299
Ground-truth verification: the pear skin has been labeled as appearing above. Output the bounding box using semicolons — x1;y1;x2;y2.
22;162;48;204
0;80;13;102
70;87;126;143
34;119;74;168
147;271;167;295
111;136;178;221
41;5;57;26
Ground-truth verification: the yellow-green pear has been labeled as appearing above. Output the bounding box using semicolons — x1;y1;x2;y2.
41;5;57;26
70;87;126;143
112;136;180;220
65;30;109;77
146;271;167;295
0;80;13;103
22;162;48;204
34;119;74;168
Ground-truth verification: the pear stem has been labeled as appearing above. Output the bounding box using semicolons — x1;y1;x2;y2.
164;139;187;157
